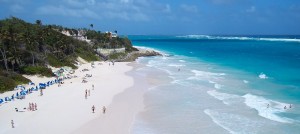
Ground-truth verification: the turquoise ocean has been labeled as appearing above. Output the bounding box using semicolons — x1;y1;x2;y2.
128;35;300;134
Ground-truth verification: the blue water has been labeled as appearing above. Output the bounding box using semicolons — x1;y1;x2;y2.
128;35;300;134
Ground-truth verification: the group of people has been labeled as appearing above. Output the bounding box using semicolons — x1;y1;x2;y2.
108;61;115;66
92;105;106;114
267;103;293;109
284;104;292;109
87;84;106;114
28;102;38;111
84;85;95;99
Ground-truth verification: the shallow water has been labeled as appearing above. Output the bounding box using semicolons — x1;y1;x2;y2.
130;35;300;134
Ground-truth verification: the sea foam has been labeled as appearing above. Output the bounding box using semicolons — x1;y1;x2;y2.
168;64;186;67
259;72;268;79
243;80;249;84
207;90;240;105
243;94;294;123
204;109;263;134
188;70;225;82
177;35;300;43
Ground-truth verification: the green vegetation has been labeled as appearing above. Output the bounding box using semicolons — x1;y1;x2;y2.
108;52;127;60
20;66;54;77
0;17;137;92
0;69;30;93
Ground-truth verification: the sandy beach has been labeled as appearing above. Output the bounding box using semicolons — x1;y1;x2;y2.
0;61;140;134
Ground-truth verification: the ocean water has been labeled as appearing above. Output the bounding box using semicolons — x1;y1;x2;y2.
128;35;300;134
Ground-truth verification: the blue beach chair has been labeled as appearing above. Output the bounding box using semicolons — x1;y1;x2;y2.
5;97;11;101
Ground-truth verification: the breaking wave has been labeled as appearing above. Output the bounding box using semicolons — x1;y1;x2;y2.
177;35;300;43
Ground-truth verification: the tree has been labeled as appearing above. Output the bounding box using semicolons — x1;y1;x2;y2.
36;20;42;26
0;40;9;72
90;24;93;29
23;25;37;66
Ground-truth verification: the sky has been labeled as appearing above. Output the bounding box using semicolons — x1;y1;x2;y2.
0;0;300;35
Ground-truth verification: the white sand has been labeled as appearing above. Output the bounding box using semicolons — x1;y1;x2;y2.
0;61;134;134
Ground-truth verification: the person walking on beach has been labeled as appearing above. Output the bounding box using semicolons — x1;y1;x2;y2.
40;89;43;96
11;120;14;128
92;105;95;113
31;103;35;111
29;103;32;111
35;103;37;110
92;84;94;90
85;89;88;99
102;106;106;114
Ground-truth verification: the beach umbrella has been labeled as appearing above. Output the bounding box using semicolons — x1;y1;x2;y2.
39;83;46;89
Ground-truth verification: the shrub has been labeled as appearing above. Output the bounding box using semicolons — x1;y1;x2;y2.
47;54;77;69
0;76;16;93
10;73;30;84
77;52;100;62
108;52;127;60
20;66;54;77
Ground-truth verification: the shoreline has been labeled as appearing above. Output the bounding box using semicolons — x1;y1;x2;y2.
73;62;150;134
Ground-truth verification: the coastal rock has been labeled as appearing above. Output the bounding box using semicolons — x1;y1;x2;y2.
115;48;162;62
